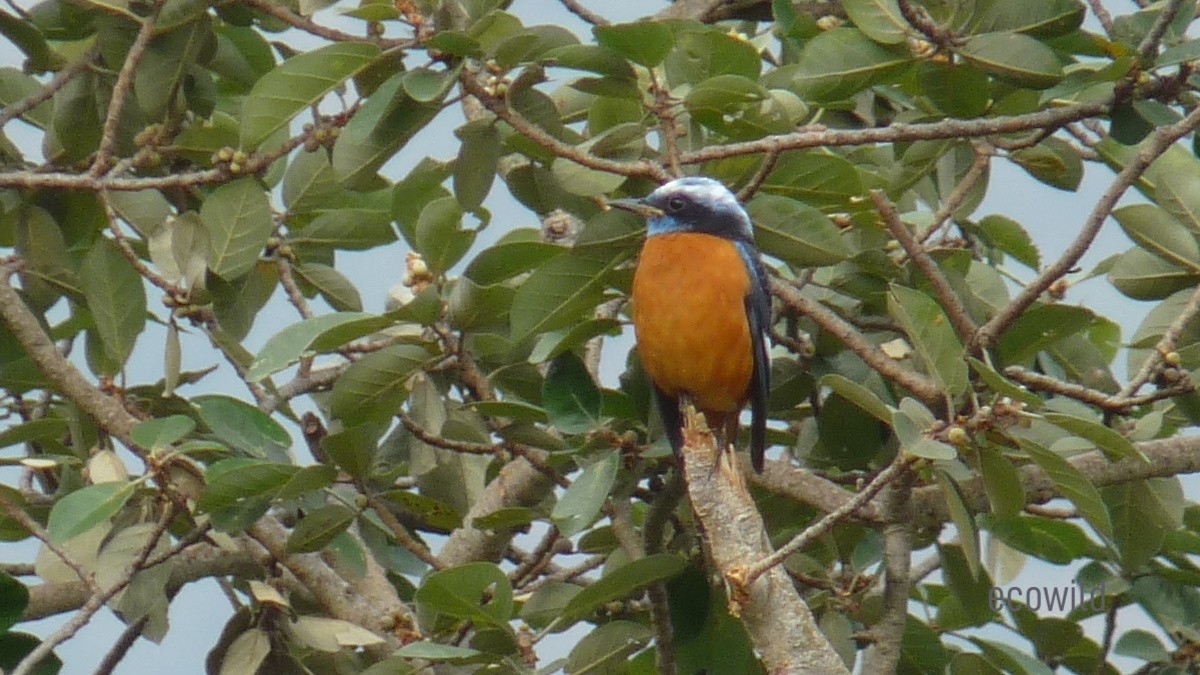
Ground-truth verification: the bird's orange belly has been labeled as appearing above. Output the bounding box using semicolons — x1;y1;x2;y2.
632;233;754;414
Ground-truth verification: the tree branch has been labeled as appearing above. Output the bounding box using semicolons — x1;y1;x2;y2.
770;277;945;407
872;189;978;343
974;103;1200;349
679;406;850;674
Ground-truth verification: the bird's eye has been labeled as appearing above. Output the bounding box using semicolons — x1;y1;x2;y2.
666;196;686;212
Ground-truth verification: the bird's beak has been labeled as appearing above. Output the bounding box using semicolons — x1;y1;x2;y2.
605;197;665;219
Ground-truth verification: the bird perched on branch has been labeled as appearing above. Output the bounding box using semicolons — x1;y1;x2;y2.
611;177;771;472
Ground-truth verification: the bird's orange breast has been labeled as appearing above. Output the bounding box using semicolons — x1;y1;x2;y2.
632;233;754;414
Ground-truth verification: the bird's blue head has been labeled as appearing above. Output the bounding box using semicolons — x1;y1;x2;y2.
632;177;755;243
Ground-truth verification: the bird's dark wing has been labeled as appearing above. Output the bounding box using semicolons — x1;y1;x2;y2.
737;241;771;472
653;387;684;458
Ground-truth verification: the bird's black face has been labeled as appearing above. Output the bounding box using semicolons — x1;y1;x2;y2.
641;177;755;243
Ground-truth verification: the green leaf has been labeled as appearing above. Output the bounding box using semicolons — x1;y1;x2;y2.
979;444;1025;518
996;304;1095;365
542;353;602;435
47;482;135;543
414;196;476;275
0;572;27;633
820;374;893;423
510;251;624;342
291;210;397;250
1156;171;1200;238
969;0;1085;37
1114;629;1170;662
529;318;622;365
380;490;462;531
80;239;146;370
277;464;338;501
937;470;981;577
391;642;481;661
791;28;910;102
958;32;1064;89
240;42;381;148
294;262;363;312
747;194;851;267
888;285;968;396
917;62;990;118
1018;438;1113;542
0;418;69;449
196;395;291;462
200;177;273;280
1113;203;1200;273
593;21;674;67
552;451;619;538
558;554;687;628
332;71;444;190
454;121;500;211
0;68;52;128
286;504;356;553
967;358;1043;407
844;0;908;44
566;620;652;674
320;422;383;478
983;514;1092;564
330;344;429;425
1009;137;1082;192
0;10;59;73
464;238;562;285
415;562;513;626
975;214;1041;269
51;72;101;161
198;458;298;513
247;312;377;381
134;16;212;120
1106;480;1175;572
1109;247;1199;300
130;415;195;451
1042;412;1146;464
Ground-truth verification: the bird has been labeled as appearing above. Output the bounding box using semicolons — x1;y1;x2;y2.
612;176;771;472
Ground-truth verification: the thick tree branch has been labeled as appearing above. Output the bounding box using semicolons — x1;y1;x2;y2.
911;435;1200;529
862;471;915;674
0;261;141;446
679;407;850;674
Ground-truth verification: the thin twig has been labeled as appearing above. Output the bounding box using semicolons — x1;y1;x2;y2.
1120;282;1200;398
1005;365;1193;412
12;506;175;675
365;493;445;570
399;410;498;455
240;0;409;48
459;68;672;183
745;457;912;585
649;69;683;178
919;147;991;243
974;103;1200;349
1095;596;1120;674
99;190;184;297
91;0;166;176
1084;0;1115;35
872;190;978;343
0;46;99;130
737;149;780;201
0;490;100;592
1136;0;1188;63
558;0;609;26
